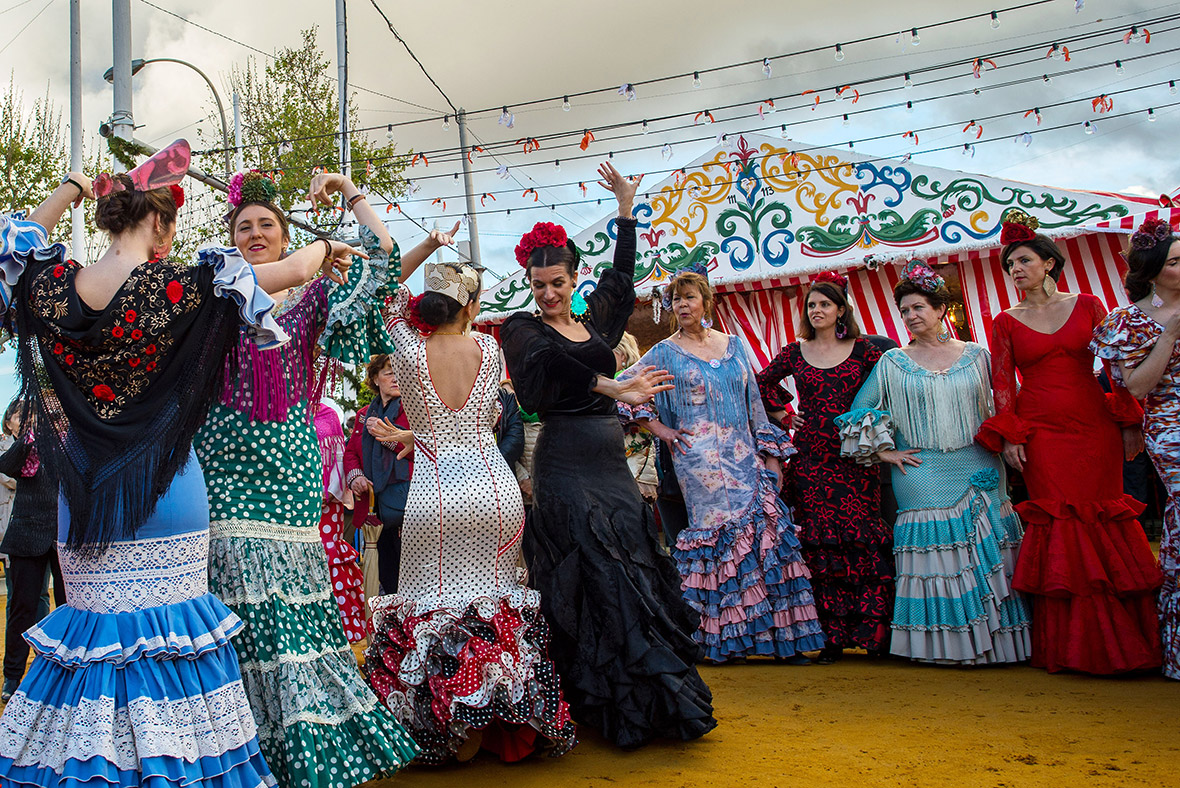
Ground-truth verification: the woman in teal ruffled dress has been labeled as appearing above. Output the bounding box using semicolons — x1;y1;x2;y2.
194;171;436;786
836;263;1030;664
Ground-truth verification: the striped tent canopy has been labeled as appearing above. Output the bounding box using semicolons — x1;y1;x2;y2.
477;133;1157;360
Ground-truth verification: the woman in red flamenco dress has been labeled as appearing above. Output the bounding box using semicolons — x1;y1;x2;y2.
976;209;1163;675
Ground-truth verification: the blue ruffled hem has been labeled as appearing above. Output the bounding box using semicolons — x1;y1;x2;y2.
674;467;824;661
197;246;289;349
0;212;58;311
25;593;243;667
0;739;275;788
755;422;796;460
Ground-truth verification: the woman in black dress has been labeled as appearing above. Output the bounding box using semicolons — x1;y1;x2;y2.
500;162;716;749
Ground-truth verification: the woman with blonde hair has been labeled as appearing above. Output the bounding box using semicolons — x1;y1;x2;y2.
624;270;823;663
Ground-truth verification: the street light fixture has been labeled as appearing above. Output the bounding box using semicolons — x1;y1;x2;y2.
103;57;232;177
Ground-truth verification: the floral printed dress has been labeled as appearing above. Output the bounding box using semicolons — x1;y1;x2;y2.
757;338;894;652
1092;304;1180;680
194;229;419;788
625;336;825;662
836;344;1031;664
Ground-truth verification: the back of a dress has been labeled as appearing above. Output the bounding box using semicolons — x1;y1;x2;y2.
383;285;526;609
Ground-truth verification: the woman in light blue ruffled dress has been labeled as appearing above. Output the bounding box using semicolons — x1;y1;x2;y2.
835;263;1031;665
0;144;357;787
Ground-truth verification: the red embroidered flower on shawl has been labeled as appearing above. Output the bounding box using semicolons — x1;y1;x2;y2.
92;384;115;402
166;280;183;304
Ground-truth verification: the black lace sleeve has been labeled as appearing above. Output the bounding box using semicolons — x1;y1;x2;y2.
756;345;795;412
501;313;600;416
585;217;638;348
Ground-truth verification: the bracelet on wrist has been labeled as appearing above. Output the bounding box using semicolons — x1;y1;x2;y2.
319;238;333;264
62;177;84;197
346;193;366;210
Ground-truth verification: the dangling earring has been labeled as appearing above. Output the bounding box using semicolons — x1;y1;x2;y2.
571;290;589;320
1042;275;1057;297
835;316;848;340
1152;283;1165;309
700;316;713;330
937;327;951;343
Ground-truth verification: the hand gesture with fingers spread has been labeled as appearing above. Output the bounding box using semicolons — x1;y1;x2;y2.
596;161;643;216
429;220;462;250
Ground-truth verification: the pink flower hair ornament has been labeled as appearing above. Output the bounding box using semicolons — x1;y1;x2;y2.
900;261;946;293
92;138;190;205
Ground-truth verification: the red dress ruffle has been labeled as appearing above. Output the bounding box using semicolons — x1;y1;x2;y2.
987;296;1163;675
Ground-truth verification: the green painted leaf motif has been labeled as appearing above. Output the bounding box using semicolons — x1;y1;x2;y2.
482;275;532;313
869;208;942;242
910;175;1129;227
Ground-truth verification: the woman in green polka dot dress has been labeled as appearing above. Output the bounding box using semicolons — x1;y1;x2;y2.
194;171;439;787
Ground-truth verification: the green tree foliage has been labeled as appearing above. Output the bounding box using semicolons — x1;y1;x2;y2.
1;77;110;262
197;26;409;235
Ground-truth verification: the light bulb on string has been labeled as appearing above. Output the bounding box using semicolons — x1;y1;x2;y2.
1084;120;1095;134
834;44;845;62
904;72;913;89
561;96;571;111
990;11;1000;29
1171;80;1178;95
1129;26;1142;44
442;115;450;131
1050;43;1062;60
780;124;790;139
692;71;701;88
1148;108;1157;121
641;120;650;134
554;159;561;172
842;113;850;126
1042;74;1052;84
762;58;772;78
385;124;393;142
906;100;914;113
911;27;921;46
1115;60;1125;75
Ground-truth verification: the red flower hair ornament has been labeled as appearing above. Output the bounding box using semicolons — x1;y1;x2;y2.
1000;208;1040;245
1130;217;1174;251
812;270;849;293
169;184;185;209
406;294;436;335
514;222;569;268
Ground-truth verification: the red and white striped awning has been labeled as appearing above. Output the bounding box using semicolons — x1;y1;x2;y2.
1085;205;1180;233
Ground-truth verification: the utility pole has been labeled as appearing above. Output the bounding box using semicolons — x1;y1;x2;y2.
110;0;134;170
335;0;349;177
233;91;244;173
456;109;482;267
69;0;83;259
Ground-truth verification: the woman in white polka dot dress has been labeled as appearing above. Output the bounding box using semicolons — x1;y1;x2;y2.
362;236;578;764
193;171;427;787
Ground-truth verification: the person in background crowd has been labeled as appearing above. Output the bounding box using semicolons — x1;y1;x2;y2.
837;262;1030;665
0;408;64;701
625;269;824;664
757;272;893;665
977;208;1162;675
314;401;366;643
495;379;525;470
615;333;659;502
345;354;413;596
0;400;49;637
1091;216;1180;680
363;225;576;763
501;162;716;748
194;169;419;786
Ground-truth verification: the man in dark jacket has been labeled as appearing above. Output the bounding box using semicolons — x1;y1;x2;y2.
495;383;525;470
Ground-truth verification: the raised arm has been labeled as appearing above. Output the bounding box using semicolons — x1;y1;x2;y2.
28;172;93;235
252;238;359;294
398;221;461;283
308;172;393;254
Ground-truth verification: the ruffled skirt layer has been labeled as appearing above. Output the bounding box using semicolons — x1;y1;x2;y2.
674;466;824;662
789;452;894;651
890;482;1031;665
363;586;577;764
1013;496;1163;675
317;500;367;643
208;532;418;788
529;416;716;749
0;590;274;788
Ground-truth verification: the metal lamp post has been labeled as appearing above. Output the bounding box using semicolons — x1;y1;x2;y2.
103;58;233;177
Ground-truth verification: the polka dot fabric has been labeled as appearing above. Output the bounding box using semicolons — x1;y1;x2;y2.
318;499;366;643
361;285;577;763
194;275;419;788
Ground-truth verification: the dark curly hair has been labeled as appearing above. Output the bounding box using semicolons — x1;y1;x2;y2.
525;242;579;278
93;174;178;236
1124;230;1180;302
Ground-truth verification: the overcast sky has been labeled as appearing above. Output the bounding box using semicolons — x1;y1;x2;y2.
2;0;1178;403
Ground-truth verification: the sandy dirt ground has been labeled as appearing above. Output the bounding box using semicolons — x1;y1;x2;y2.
369;653;1179;788
3;602;1176;787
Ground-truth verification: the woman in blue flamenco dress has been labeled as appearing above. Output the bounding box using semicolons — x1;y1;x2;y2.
835;263;1030;665
621;269;824;663
0;141;358;787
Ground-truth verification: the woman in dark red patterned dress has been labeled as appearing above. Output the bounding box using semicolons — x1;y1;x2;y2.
757;273;893;664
